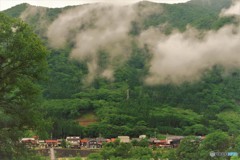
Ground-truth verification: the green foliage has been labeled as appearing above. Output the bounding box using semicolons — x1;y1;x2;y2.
101;146;115;159
40;62;240;138
200;131;230;151
149;107;200;134
231;157;240;160
2;3;28;18
175;132;233;160
217;111;240;135
156;134;167;140
143;0;233;32
87;153;103;160
51;119;83;138
131;139;149;147
0;13;48;159
4;0;240;146
42;99;92;118
130;147;153;159
199;131;230;159
61;139;67;148
176;136;201;160
73;156;82;160
184;124;208;135
98;141;154;159
114;143;132;158
234;135;240;153
154;148;177;160
43;48;87;99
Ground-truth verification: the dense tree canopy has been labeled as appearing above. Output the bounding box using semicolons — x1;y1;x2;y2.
16;0;239;139
0;13;48;159
2;0;240;153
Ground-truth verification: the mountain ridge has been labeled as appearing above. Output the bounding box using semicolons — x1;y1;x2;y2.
2;0;240;141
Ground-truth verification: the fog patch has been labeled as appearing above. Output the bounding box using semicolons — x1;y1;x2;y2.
46;1;240;85
221;0;240;16
142;25;240;85
47;4;137;83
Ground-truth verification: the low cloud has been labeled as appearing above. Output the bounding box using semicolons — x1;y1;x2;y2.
47;4;137;83
142;26;240;84
221;0;240;16
46;1;240;85
20;5;49;36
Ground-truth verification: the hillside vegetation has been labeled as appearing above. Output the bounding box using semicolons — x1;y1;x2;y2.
2;0;240;140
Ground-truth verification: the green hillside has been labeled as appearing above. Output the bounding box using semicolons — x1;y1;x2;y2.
141;0;233;32
3;3;29;17
2;0;240;139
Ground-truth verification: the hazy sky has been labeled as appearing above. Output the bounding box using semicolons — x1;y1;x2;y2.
0;0;190;11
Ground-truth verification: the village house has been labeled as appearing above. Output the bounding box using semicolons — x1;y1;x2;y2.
166;136;184;148
96;137;108;147
88;139;101;148
152;139;172;148
21;138;38;148
81;138;114;149
19;134;190;149
118;136;130;143
66;136;81;148
38;140;45;148
45;140;58;148
107;138;116;143
80;138;89;148
148;137;157;143
139;135;147;139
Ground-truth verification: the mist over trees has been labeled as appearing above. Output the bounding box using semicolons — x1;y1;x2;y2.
1;0;240;159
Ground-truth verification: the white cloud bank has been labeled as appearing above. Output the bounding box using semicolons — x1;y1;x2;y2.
22;0;240;85
221;0;240;16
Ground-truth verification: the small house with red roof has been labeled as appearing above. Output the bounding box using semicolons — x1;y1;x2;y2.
45;140;58;148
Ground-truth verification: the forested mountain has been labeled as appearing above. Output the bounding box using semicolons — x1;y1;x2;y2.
2;0;240;140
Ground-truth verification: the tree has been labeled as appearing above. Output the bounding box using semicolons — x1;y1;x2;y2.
217;111;240;135
87;153;103;160
114;143;132;158
130;146;153;159
0;13;48;159
234;135;240;154
199;131;230;159
101;146;115;159
176;136;201;160
184;124;208;135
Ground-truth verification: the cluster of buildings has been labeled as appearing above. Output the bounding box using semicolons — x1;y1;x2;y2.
20;135;205;149
21;136;82;149
21;136;117;149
